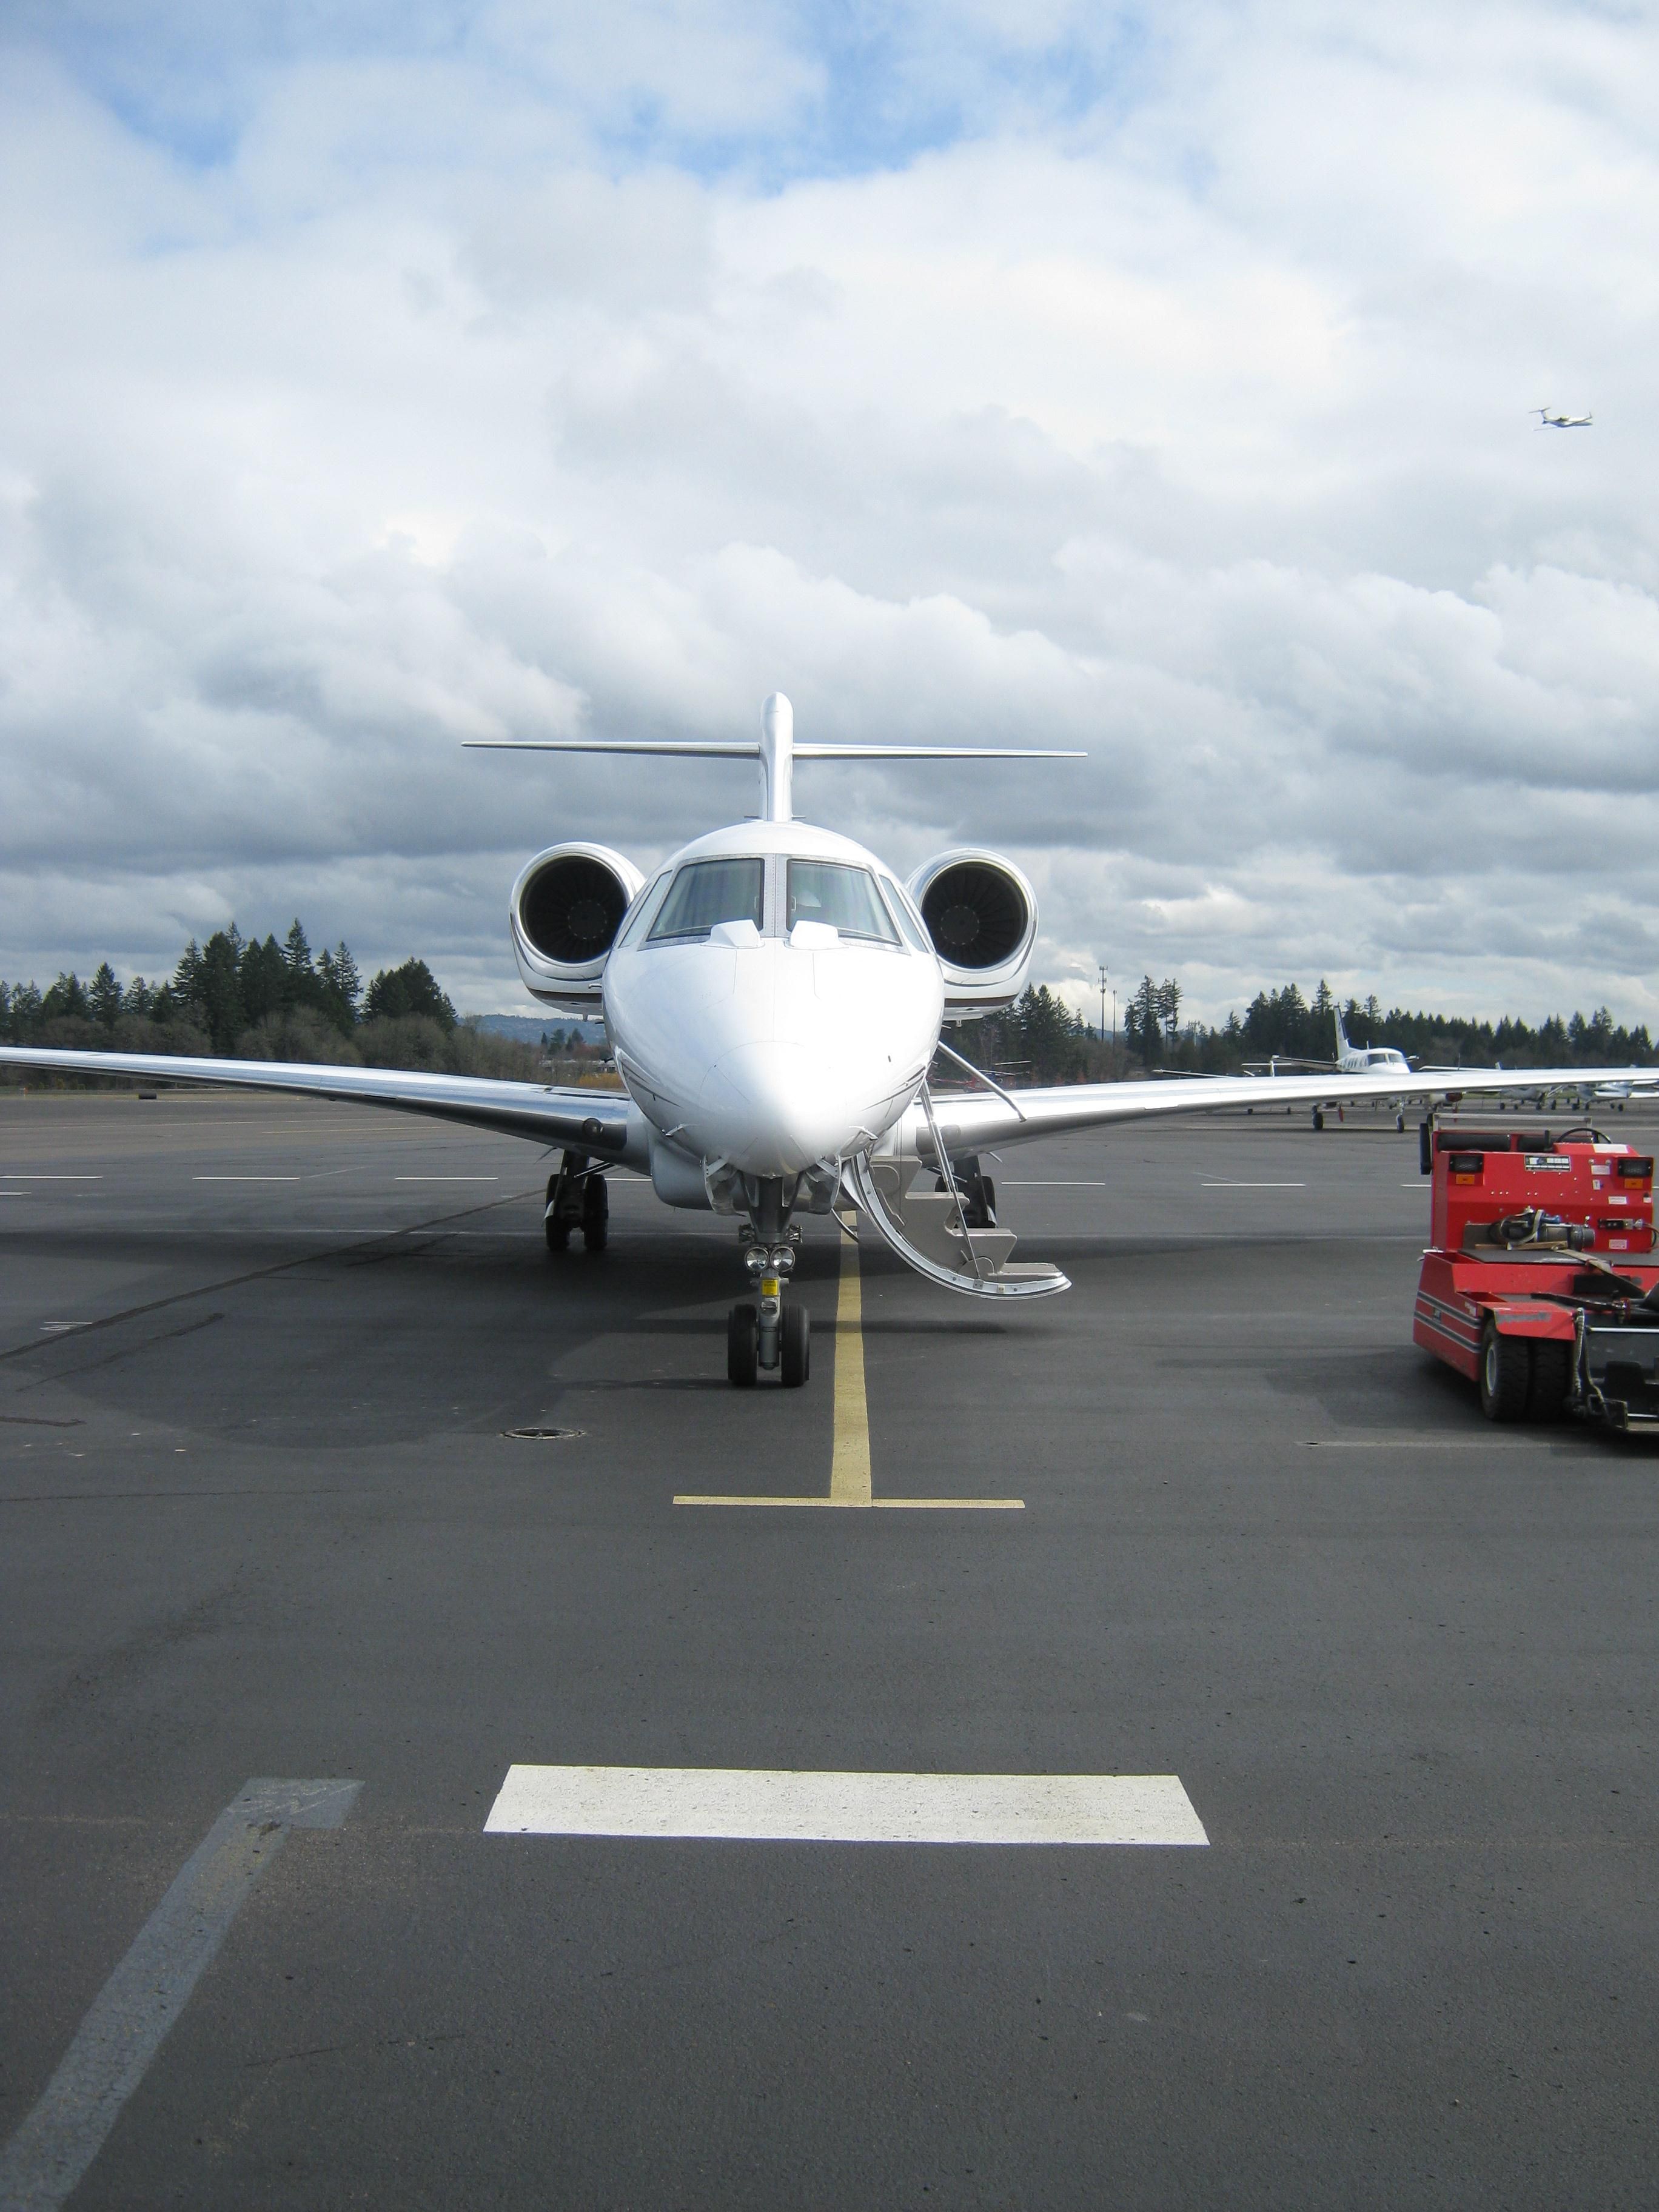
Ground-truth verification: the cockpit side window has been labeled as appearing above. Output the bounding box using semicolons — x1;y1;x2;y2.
786;860;899;944
614;871;671;950
646;857;765;942
879;876;931;954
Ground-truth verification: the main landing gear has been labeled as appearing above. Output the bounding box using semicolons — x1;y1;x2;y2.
727;1175;810;1388
545;1151;609;1252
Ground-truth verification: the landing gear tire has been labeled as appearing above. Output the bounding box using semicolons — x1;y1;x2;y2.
727;1302;759;1387
1395;1111;1406;1133
1312;1107;1325;1131
581;1175;609;1252
545;1172;570;1252
1479;1323;1531;1423
780;1301;810;1388
1526;1338;1572;1423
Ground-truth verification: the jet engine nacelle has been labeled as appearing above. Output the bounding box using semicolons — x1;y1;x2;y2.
510;842;646;1011
906;849;1037;1017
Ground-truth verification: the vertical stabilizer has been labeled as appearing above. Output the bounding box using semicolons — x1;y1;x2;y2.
1333;1008;1351;1062
760;693;794;822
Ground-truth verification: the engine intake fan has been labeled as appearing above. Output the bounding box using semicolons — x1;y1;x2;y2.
906;848;1037;1014
511;842;645;1008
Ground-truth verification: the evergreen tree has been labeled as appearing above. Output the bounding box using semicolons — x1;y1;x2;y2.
173;940;207;1025
41;973;90;1022
281;920;317;1008
196;931;247;1053
88;962;122;1029
316;942;363;1032
1125;974;1161;1064
8;983;43;1039
122;976;156;1019
238;934;287;1025
364;957;455;1030
0;981;10;1041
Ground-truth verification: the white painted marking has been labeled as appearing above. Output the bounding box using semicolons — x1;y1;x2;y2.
1202;1181;1306;1188
395;1176;499;1182
193;1176;298;1183
485;1766;1207;1846
1000;1180;1106;1187
0;1175;102;1181
39;1323;77;1332
1301;1436;1547;1451
0;1778;359;2212
675;1495;1024;1509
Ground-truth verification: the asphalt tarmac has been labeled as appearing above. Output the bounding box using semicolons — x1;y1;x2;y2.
2;1088;1656;2209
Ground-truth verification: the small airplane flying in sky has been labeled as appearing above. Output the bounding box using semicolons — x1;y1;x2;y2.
3;694;1652;1388
1533;407;1593;428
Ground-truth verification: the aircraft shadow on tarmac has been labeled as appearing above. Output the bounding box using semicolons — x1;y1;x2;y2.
3;1221;863;1447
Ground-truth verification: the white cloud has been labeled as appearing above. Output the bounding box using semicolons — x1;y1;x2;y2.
2;2;1658;1031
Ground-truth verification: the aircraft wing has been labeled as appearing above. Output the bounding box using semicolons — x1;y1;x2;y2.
916;1065;1658;1152
0;1045;647;1162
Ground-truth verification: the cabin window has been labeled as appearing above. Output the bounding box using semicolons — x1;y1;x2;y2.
786;860;900;944
647;857;766;942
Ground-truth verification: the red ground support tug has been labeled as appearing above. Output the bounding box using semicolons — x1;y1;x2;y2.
1414;1124;1658;1427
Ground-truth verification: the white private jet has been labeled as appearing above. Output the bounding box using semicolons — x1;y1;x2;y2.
1533;407;1593;429
4;694;1654;1388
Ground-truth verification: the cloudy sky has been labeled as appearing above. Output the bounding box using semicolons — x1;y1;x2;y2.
2;0;1656;1027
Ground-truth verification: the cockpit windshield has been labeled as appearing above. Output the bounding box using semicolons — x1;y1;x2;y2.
647;858;765;942
786;860;899;944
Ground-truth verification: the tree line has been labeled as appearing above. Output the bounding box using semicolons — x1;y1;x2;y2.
6;934;1652;1091
1200;979;1654;1075
951;977;1656;1087
0;922;545;1081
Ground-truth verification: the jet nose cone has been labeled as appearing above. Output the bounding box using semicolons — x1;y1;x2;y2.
700;1042;856;1175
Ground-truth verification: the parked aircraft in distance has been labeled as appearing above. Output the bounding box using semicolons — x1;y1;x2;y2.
4;695;1652;1389
1244;1011;1412;1080
1533;407;1593;428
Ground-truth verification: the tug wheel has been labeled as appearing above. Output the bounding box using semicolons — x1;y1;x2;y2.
1479;1324;1531;1423
1526;1339;1572;1422
780;1301;811;1389
727;1302;760;1388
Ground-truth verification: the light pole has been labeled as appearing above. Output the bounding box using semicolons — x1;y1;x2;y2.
1098;964;1108;1046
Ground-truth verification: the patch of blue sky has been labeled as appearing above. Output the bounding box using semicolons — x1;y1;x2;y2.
592;10;1160;190
9;0;1159;187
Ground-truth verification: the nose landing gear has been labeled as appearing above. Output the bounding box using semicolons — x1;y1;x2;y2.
728;1176;811;1387
728;1240;810;1387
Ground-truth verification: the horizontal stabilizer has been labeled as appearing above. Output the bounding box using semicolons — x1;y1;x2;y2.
465;741;1084;759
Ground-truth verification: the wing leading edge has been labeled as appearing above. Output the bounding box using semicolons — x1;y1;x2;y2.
907;1065;1659;1153
0;1045;648;1163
